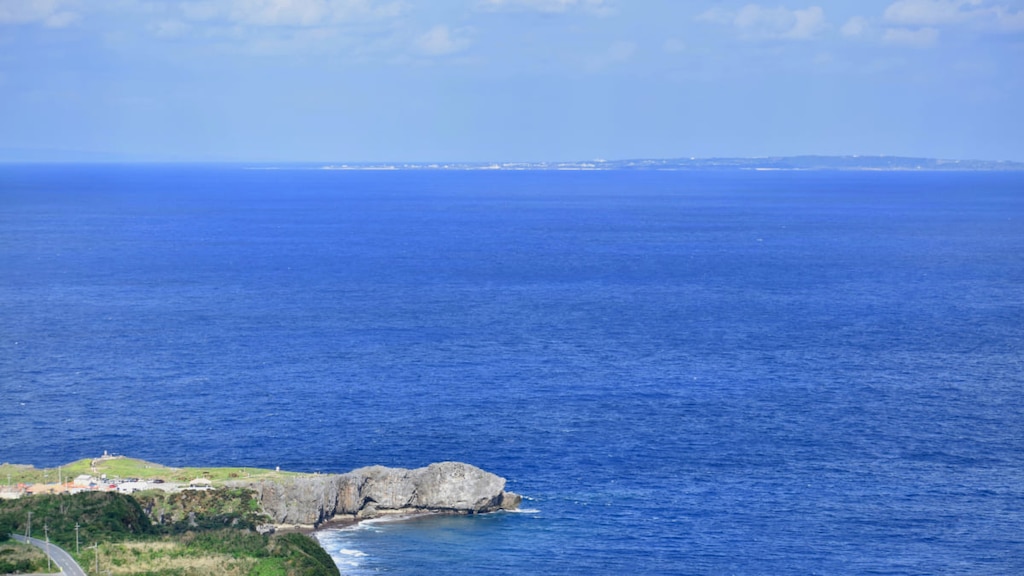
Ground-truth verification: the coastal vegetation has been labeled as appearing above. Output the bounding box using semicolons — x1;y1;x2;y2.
0;489;339;575
0;540;57;574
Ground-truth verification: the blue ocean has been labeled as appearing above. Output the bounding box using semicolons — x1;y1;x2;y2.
2;165;1023;574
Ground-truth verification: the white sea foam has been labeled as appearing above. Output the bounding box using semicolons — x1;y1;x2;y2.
324;516;400;532
353;513;425;529
339;548;368;557
315;532;370;574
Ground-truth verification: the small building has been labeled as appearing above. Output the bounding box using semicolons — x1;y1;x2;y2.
117;481;149;494
0;489;22;500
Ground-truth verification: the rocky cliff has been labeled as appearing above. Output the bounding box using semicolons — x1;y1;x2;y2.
236;462;521;527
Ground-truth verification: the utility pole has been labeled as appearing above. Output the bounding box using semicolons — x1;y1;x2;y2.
26;511;31;538
75;522;80;554
44;522;51;572
87;543;99;574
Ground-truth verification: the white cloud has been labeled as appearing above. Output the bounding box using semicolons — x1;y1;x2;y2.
0;0;78;27
788;6;827;38
883;25;940;46
883;0;1024;32
841;15;869;37
991;7;1024;31
120;0;407;55
228;0;330;26
415;25;471;56
875;0;1024;47
179;0;405;27
884;0;982;26
699;4;827;40
476;0;612;16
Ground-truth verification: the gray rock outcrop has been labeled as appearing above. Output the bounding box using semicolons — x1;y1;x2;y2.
236;462;520;527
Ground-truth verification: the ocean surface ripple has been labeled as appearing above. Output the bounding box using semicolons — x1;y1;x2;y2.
2;166;1023;574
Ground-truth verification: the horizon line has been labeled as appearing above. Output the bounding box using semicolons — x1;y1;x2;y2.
3;154;1024;167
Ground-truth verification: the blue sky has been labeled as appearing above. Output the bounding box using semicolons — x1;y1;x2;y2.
1;0;1023;162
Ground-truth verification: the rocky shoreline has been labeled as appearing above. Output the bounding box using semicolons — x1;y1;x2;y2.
231;461;521;531
1;457;518;575
1;455;520;533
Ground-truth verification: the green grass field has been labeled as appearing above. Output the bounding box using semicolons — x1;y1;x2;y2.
1;456;305;487
0;540;59;574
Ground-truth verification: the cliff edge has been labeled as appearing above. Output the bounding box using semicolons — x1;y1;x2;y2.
235;462;521;528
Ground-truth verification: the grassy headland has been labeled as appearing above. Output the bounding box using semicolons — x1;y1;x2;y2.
1;455;302;486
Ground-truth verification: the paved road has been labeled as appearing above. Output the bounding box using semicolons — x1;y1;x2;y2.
11;533;87;575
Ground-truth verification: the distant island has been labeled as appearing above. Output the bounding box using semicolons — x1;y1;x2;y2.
319;155;1024;172
3;153;1023;170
